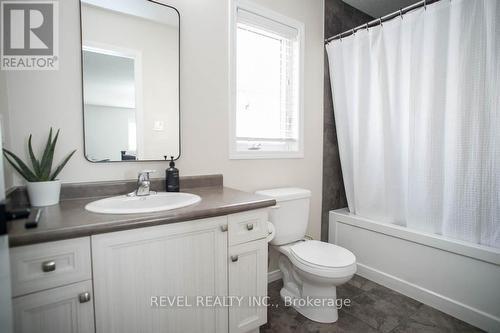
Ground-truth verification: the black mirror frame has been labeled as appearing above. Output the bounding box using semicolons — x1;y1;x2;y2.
79;0;181;163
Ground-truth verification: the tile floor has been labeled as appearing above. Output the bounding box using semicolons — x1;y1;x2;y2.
261;275;484;333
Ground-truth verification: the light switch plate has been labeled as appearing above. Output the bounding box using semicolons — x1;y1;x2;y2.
153;120;164;131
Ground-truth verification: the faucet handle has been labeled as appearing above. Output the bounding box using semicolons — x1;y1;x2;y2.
137;170;156;185
135;170;156;196
138;170;155;178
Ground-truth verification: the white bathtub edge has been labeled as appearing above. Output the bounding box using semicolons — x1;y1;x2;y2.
356;263;500;333
330;208;500;266
329;208;500;333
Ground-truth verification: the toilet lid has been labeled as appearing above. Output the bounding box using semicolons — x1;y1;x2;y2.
290;240;355;268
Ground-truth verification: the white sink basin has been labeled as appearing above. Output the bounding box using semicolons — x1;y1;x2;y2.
85;192;201;214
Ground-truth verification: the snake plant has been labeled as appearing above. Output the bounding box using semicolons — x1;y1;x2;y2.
3;128;76;182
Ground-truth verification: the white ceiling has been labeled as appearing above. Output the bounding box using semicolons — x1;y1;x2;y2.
343;0;420;18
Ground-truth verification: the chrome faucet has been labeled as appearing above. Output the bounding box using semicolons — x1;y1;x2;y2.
132;170;155;196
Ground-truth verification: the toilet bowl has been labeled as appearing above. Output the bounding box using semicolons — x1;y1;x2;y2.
255;187;356;323
275;240;356;323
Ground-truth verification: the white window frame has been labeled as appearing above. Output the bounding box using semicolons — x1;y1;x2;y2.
229;0;305;159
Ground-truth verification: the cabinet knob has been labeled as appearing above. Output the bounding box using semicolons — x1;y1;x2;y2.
78;292;91;303
220;224;228;232
246;223;254;231
41;260;56;272
231;255;239;262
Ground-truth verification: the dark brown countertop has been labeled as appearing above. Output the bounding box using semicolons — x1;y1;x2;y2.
7;186;276;247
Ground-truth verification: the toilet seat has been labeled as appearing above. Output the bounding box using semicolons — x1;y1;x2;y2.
287;240;356;278
291;240;355;268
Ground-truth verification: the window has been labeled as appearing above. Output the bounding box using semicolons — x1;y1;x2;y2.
230;0;304;159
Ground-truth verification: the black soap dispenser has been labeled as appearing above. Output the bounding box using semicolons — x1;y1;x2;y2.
165;156;180;192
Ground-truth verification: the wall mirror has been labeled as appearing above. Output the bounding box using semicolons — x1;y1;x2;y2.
80;0;179;162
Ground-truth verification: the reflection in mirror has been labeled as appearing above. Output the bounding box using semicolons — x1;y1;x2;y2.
81;0;180;162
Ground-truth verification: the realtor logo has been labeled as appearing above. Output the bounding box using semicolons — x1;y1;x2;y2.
1;1;59;70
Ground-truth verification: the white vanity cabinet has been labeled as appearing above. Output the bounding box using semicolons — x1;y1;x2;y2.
9;237;94;333
227;210;268;333
92;216;229;333
10;209;269;333
92;209;269;333
228;240;268;333
12;280;95;333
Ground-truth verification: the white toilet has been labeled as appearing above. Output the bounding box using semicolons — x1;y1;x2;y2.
256;187;356;323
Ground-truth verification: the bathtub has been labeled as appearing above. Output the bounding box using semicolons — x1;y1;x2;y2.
329;208;500;332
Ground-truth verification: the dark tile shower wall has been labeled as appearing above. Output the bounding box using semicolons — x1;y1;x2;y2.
321;1;372;241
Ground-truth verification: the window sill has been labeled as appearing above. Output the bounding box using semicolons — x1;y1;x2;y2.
229;151;304;160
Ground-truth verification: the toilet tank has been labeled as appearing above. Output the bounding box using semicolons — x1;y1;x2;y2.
255;188;311;245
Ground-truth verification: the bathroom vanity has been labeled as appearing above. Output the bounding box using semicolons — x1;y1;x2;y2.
7;177;275;333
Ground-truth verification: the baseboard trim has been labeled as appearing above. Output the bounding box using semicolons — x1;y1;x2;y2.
267;269;282;283
356;263;500;332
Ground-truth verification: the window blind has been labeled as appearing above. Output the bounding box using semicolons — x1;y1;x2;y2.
235;8;300;149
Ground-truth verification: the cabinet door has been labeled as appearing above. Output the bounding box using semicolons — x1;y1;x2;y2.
228;239;267;333
13;280;94;333
92;217;228;333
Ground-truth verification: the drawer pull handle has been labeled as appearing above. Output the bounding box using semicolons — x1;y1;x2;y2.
78;292;91;303
246;223;254;231
41;261;56;272
231;255;239;262
220;224;228;232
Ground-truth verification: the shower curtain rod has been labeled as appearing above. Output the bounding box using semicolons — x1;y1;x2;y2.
324;0;442;44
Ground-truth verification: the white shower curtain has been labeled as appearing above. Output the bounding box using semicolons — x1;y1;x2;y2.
326;0;500;248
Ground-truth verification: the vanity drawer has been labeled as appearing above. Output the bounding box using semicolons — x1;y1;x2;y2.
228;209;268;246
10;237;91;297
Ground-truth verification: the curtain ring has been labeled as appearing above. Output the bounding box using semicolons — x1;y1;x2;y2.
352;28;355;36
424;0;427;10
365;23;369;31
399;9;403;19
379;18;383;27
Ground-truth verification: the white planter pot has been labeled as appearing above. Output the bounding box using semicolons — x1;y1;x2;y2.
26;180;61;207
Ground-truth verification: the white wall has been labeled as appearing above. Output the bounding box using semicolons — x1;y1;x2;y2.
3;0;324;239
0;70;13;190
